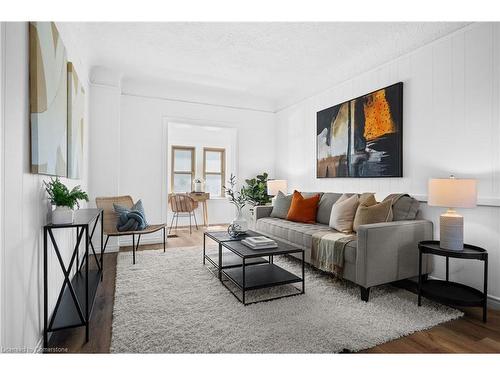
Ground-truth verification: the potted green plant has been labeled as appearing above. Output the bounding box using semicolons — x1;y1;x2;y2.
223;174;249;234
44;177;89;224
242;172;271;206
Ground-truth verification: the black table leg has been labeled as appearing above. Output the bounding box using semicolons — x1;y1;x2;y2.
43;228;48;352
85;224;89;343
100;212;104;281
218;243;222;280
163;227;166;253
132;234;136;265
242;257;246;305
202;233;206;264
418;249;422;306
302;250;305;294
483;256;488;323
446;256;449;281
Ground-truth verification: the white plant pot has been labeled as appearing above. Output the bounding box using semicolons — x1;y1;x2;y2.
52;206;74;225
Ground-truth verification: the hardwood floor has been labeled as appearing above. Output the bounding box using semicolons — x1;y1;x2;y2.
47;225;500;353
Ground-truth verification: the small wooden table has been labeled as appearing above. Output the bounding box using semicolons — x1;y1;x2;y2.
188;192;210;227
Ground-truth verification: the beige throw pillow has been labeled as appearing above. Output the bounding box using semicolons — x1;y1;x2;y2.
359;193;377;207
353;200;393;232
329;194;359;233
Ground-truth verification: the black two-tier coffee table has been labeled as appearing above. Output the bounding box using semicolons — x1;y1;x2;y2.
203;230;268;280
418;240;488;322
220;239;304;305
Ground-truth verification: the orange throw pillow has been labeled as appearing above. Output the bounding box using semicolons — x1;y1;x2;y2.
286;191;320;223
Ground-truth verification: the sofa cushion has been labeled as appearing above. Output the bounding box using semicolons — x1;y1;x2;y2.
286;191;320;224
316;193;343;224
270;191;292;219
256;217;331;249
359;193;377;207
329;194;359;233
353;200;393;232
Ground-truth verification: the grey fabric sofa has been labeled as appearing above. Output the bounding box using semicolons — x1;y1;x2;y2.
254;193;434;302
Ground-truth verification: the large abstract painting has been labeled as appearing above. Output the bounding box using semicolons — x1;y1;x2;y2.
67;62;84;179
317;82;403;178
30;22;68;176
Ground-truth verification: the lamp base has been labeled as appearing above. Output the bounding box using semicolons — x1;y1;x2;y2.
439;210;464;251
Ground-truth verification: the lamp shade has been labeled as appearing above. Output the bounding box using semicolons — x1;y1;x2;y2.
267;180;287;196
428;177;477;208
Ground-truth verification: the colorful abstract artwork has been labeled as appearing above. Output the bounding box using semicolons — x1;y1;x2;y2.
67;62;85;179
316;82;403;178
30;22;68;176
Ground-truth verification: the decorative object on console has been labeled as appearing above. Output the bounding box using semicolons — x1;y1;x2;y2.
428;176;477;251
267;179;288;205
44;177;89;224
316;82;403;178
286;191;321;224
30;22;68;177
67;62;85;179
193;178;204;193
224;174;249;235
242;172;271;206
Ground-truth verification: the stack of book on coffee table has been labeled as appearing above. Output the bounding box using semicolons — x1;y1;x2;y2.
241;236;278;250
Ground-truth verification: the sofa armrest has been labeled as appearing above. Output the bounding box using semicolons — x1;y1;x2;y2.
355;220;434;288
254;205;273;220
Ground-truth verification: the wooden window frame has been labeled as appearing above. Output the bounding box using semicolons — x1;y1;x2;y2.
171;145;195;193
203;147;226;197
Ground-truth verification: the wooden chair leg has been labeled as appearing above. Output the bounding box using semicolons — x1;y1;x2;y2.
193;211;198;230
168;213;175;234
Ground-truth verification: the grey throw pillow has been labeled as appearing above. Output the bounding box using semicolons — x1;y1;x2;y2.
270;191;292;219
316;193;342;224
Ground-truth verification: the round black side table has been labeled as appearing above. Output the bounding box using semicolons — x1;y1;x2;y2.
417;240;488;322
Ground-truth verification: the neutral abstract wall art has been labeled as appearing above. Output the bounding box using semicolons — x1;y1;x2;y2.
29;22;68;176
316;82;403;178
67;62;84;179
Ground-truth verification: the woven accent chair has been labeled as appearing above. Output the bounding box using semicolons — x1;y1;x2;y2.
168;193;199;234
95;195;167;264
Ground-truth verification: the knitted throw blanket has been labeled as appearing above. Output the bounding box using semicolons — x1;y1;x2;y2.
311;231;356;278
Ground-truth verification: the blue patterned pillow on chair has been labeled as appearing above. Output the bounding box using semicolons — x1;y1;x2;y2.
113;199;148;232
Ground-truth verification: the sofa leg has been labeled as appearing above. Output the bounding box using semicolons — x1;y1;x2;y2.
360;287;370;302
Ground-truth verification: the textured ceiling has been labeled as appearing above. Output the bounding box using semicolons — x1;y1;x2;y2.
63;22;469;111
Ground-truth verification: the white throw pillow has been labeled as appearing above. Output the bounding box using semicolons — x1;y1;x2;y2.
329;194;360;233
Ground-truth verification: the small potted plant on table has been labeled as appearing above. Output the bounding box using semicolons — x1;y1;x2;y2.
44;177;89;224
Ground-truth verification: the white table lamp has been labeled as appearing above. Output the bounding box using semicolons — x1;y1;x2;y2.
267;180;288;204
428;176;477;250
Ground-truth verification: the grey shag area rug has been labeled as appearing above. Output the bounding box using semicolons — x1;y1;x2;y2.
111;247;462;353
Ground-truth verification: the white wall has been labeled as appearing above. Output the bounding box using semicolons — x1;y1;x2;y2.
167;122;237;226
89;78;276;247
0;22;90;351
275;23;500;307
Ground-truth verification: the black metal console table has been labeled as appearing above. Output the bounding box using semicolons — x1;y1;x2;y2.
418;240;488;322
43;208;104;351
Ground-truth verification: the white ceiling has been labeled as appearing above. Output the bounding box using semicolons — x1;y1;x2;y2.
62;22;469;111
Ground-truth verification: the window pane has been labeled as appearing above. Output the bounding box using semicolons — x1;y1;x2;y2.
173;173;192;192
205;151;222;173
205;174;222;197
174;149;192;172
